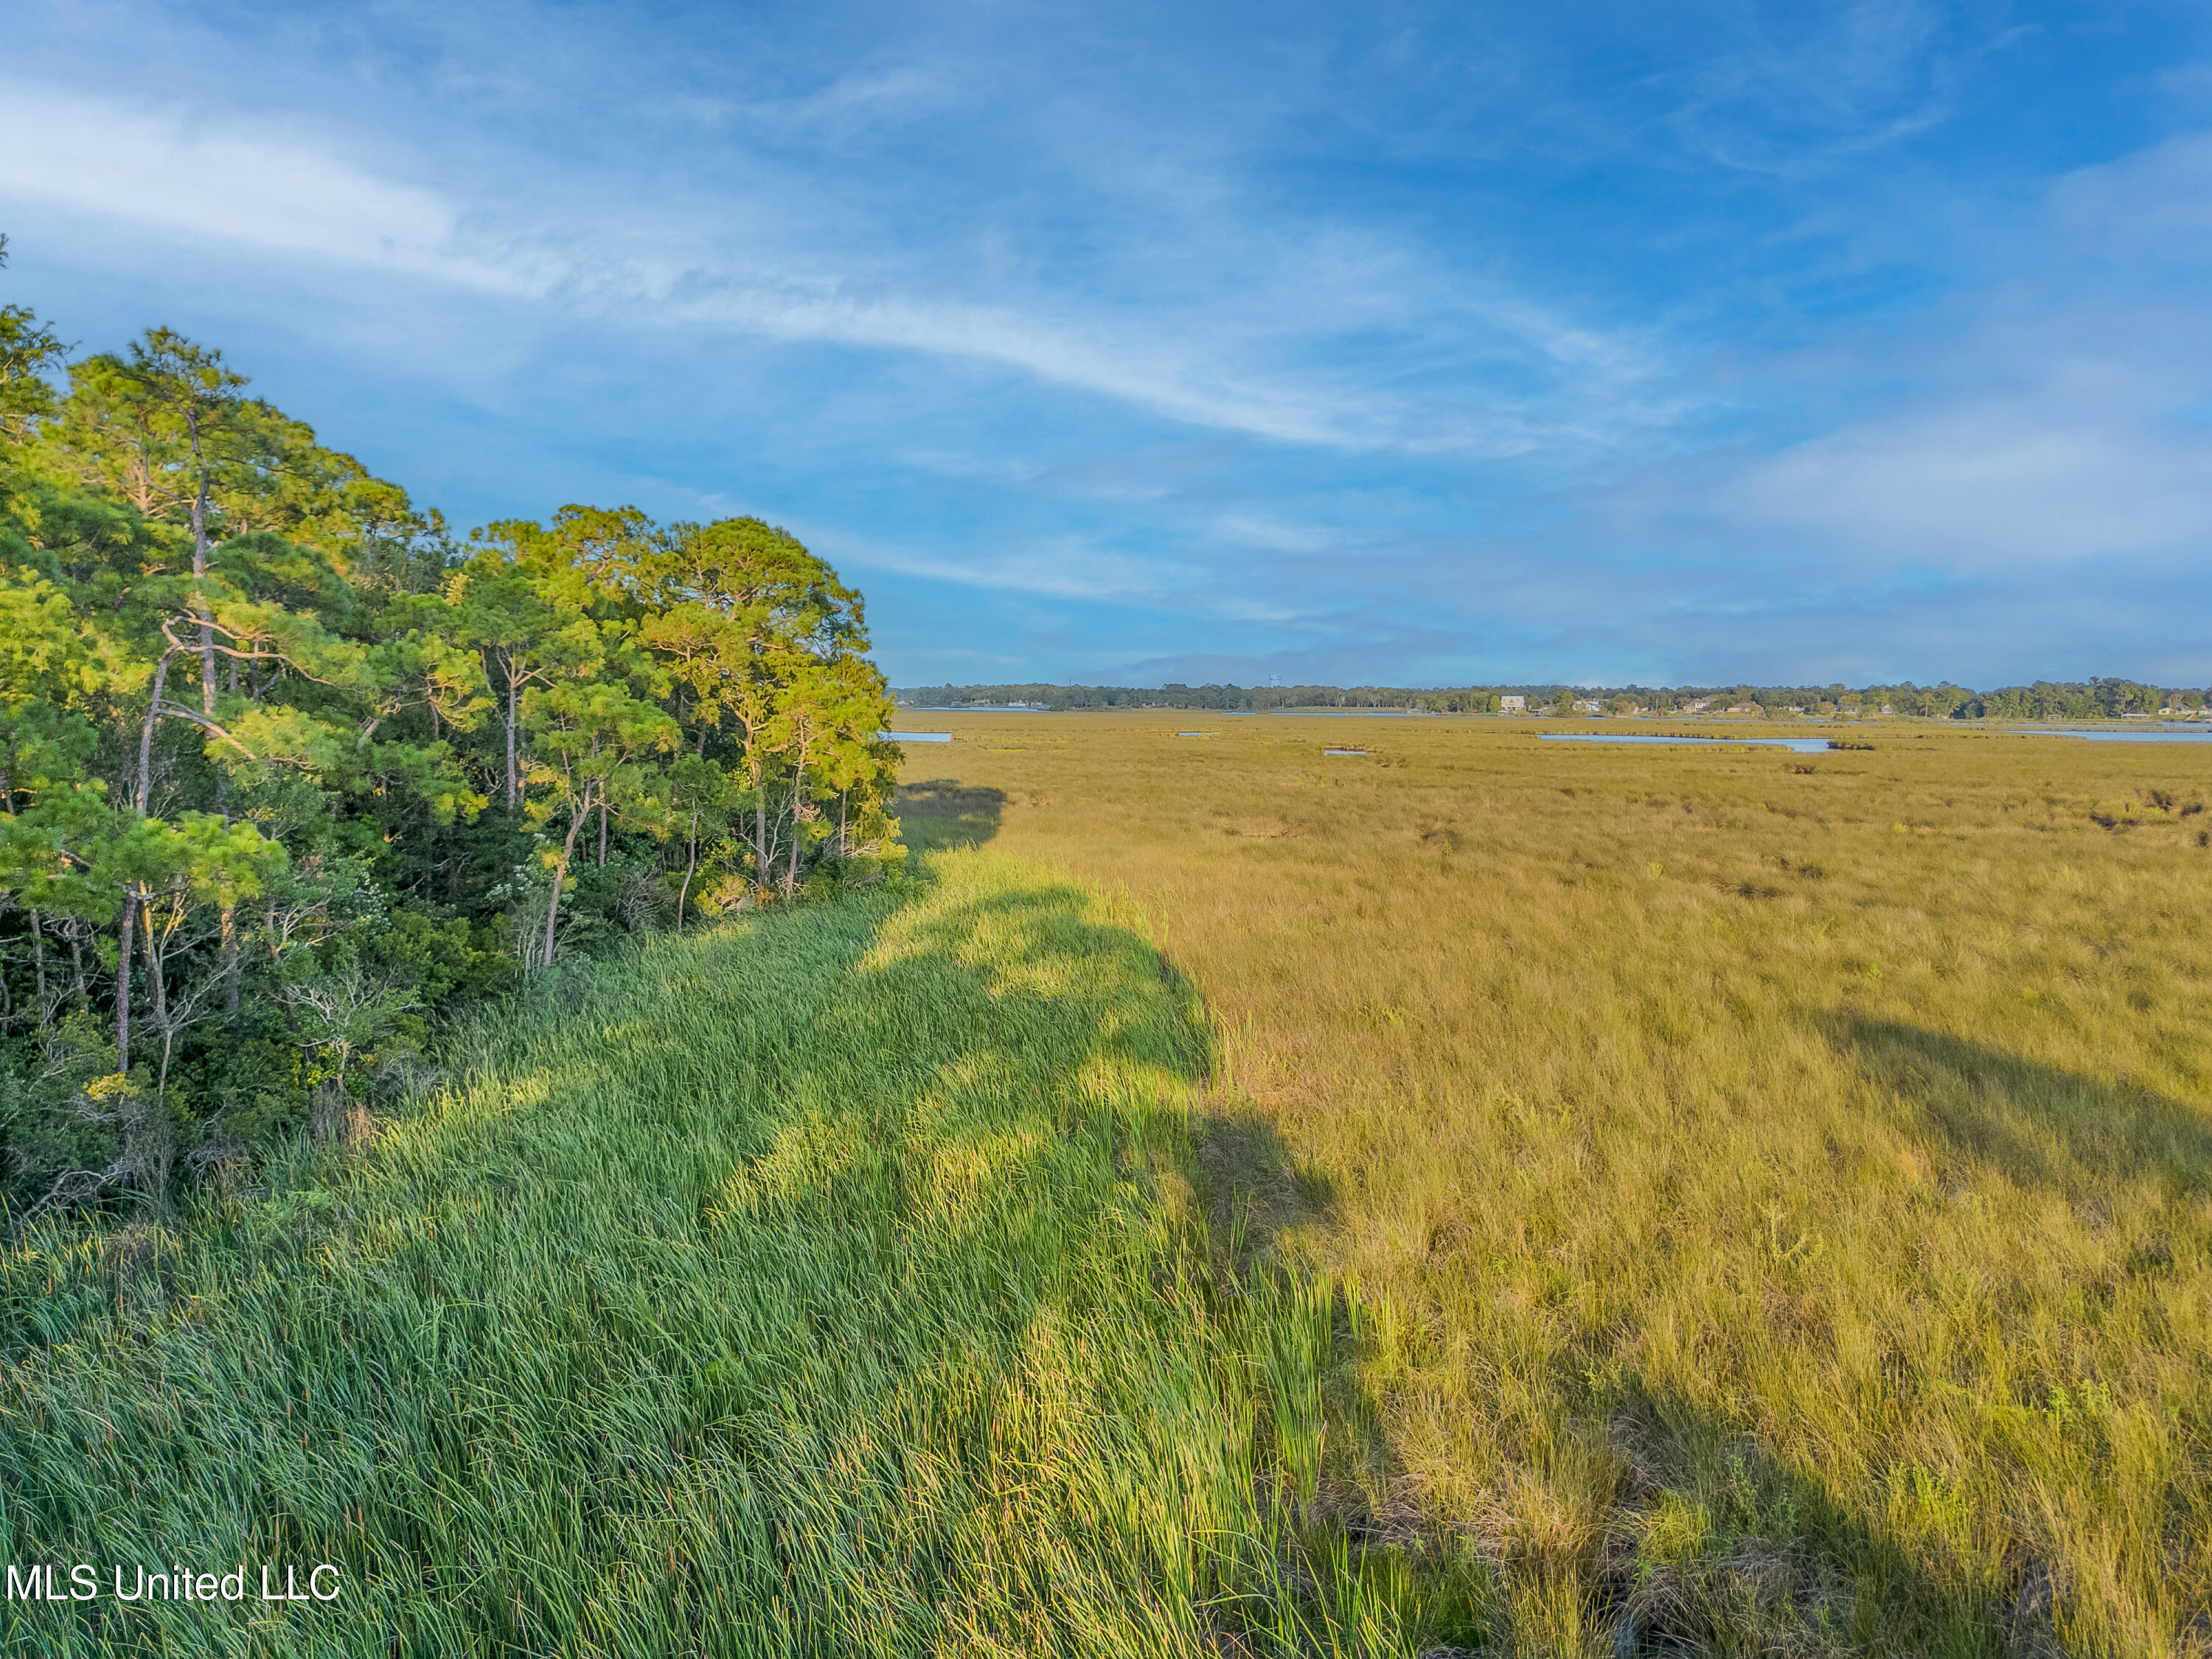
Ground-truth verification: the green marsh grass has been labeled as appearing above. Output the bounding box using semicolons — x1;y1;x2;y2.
1;854;1490;1655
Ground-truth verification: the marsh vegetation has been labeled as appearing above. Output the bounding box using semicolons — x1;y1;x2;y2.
900;714;2212;1656
5;712;2208;1657
4;855;1489;1655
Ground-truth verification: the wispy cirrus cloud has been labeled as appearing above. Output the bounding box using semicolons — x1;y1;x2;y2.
1660;0;1992;173
0;59;1675;462
0;84;530;291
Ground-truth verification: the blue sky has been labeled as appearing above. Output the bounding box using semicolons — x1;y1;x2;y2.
3;1;2209;688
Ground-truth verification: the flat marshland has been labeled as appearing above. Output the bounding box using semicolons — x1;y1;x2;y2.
1;715;2206;1656
906;715;2212;1655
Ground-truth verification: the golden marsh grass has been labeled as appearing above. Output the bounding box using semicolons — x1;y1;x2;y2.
902;714;2212;1656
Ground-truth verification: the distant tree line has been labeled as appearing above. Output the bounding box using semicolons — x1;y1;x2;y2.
899;683;1508;712
0;236;900;1221
900;678;2208;719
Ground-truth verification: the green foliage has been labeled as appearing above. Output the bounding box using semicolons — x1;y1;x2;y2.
0;236;66;447
0;246;901;1219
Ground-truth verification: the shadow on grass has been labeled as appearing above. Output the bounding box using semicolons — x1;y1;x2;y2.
1288;1017;2183;1653
1585;1012;2212;1655
1823;1013;2212;1197
874;858;1329;1278
0;850;1392;1658
1599;1391;2019;1659
1569;1011;2212;1657
895;778;1006;852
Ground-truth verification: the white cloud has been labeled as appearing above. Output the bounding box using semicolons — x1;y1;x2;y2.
1717;406;2212;571
661;283;1357;447
0;77;1667;459
2048;131;2212;265
1691;136;2212;576
0;83;534;292
1663;0;1982;174
745;63;964;140
819;529;1200;605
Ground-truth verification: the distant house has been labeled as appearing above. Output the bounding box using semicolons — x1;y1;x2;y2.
1499;695;1526;712
1574;698;1601;714
1681;698;1713;713
1726;703;1760;714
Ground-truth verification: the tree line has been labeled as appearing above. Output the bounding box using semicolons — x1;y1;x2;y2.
0;237;901;1220
900;678;2208;719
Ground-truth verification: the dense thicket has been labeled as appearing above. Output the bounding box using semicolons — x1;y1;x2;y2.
0;242;900;1220
901;676;2207;718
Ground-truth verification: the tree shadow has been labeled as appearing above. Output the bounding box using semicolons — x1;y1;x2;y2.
1289;1014;2211;1654
1189;1100;1332;1285
0;851;1357;1655
1820;1012;2212;1199
1597;1389;2023;1658
895;778;1006;852
851;867;1325;1265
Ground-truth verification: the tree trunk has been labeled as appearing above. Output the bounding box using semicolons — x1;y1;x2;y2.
146;910;174;1102
190;457;217;719
142;899;168;1037
677;808;699;931
505;668;521;813
754;771;770;902
786;760;805;896
29;907;49;1025
542;794;591;966
221;905;240;1012
597;797;608;867
115;890;135;1073
68;922;89;1013
137;651;172;815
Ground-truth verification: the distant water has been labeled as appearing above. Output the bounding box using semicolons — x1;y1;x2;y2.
877;731;953;743
1267;709;1439;718
904;706;1046;712
1541;734;1832;754
2024;727;2212;743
